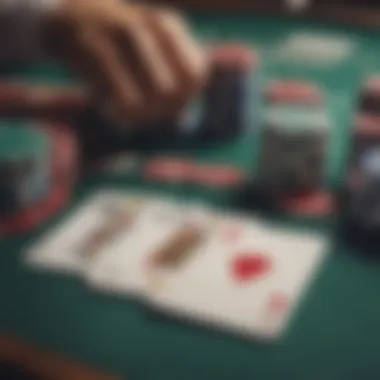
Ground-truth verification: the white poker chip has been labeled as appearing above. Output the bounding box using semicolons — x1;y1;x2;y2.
266;106;331;132
285;0;310;12
276;33;354;65
364;77;380;93
361;149;380;177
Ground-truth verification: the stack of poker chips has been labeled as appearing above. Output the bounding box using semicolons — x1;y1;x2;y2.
254;80;332;214
358;77;380;116
86;43;258;160
339;78;380;247
182;44;259;142
0;122;77;235
259;107;329;191
0;124;49;216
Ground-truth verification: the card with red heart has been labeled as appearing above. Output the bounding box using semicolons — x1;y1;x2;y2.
145;216;327;341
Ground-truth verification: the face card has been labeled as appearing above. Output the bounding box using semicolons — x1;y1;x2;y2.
146;216;327;341
24;189;149;275
85;201;216;297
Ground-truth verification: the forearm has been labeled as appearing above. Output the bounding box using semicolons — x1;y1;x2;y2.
0;0;61;64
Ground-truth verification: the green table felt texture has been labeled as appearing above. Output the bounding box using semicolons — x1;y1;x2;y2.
2;13;380;380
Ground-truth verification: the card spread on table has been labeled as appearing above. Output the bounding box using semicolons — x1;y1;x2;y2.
86;202;215;296
145;216;327;341
25;190;148;274
24;190;328;342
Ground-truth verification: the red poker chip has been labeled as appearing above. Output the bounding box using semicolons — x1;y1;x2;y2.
0;82;88;117
0;124;77;235
265;81;322;105
354;114;380;136
364;77;380;93
191;164;244;187
279;190;335;216
144;158;193;183
209;43;259;70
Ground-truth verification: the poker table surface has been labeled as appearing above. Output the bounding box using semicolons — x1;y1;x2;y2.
2;12;380;380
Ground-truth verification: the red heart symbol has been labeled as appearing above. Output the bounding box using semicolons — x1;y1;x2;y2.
232;253;272;282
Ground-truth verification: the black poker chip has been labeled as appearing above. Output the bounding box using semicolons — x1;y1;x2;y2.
198;44;258;142
258;125;327;193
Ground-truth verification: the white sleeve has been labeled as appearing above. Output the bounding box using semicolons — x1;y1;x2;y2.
0;0;62;64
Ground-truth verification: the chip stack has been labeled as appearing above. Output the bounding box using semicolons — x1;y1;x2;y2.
198;44;258;142
358;77;380;116
258;107;330;192
253;80;333;216
0;122;77;235
339;118;380;248
0;124;49;217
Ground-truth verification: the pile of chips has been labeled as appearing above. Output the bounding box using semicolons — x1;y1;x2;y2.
0;122;77;235
253;80;333;216
340;76;380;246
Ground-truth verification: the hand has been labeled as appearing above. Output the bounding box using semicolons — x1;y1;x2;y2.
44;0;207;125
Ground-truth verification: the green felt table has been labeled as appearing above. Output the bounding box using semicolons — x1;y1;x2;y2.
2;12;380;380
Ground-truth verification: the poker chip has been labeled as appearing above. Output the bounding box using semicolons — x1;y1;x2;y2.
354;114;380;135
0;123;50;216
144;158;193;183
0;82;88;118
264;81;323;106
364;77;380;93
277;33;353;66
190;164;245;188
361;148;380;177
279;190;335;216
358;77;380;116
143;158;245;188
0;123;77;235
208;43;258;70
265;106;330;132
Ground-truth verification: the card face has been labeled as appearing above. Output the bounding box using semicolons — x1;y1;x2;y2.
146;216;327;341
24;190;148;275
86;201;215;297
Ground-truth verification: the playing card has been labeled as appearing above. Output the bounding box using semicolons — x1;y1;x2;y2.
24;189;150;275
86;201;215;296
146;215;327;341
